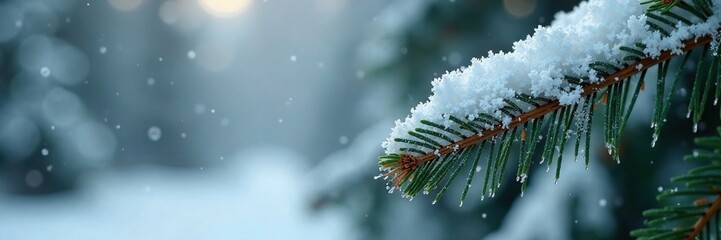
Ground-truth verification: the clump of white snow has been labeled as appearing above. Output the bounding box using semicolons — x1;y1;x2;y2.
383;0;721;155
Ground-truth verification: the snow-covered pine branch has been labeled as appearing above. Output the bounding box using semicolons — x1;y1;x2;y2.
376;0;720;203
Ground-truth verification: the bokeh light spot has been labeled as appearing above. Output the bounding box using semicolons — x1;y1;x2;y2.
198;0;251;18
503;0;537;18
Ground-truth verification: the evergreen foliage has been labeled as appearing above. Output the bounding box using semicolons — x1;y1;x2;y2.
378;0;719;204
375;3;721;239
632;127;721;240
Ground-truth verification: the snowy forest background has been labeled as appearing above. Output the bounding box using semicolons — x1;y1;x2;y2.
0;0;715;239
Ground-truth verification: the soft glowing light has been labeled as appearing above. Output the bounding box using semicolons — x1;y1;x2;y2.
198;0;251;17
159;1;180;24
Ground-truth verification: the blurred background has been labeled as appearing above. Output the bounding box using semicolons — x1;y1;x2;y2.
0;0;717;239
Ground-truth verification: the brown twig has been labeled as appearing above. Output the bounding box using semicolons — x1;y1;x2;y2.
686;195;721;240
404;32;717;166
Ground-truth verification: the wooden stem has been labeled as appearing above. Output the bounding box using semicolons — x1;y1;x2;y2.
686;195;721;240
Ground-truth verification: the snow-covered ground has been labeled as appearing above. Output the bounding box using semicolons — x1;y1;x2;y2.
0;147;350;240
